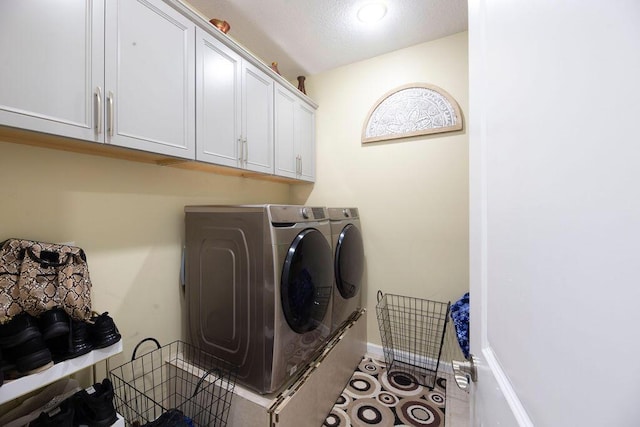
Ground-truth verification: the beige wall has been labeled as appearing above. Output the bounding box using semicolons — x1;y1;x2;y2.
0;142;290;367
0;31;468;372
294;31;469;348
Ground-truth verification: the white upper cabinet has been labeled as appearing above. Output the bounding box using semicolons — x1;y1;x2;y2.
1;0;314;181
274;86;297;178
242;61;274;174
274;83;316;182
104;0;195;158
0;0;195;159
195;28;242;167
0;1;105;142
196;28;273;174
296;101;316;182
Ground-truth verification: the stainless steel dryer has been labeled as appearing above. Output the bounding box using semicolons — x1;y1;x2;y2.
329;208;365;332
184;205;333;394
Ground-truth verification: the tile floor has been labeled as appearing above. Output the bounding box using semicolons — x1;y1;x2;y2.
324;357;470;427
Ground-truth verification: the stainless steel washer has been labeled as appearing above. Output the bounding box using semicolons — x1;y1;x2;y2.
329;208;364;332
184;205;333;394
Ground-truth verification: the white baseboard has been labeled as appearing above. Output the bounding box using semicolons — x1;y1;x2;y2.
365;342;384;360
365;342;454;375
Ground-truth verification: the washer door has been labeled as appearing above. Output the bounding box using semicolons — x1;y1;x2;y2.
281;228;332;333
335;224;364;299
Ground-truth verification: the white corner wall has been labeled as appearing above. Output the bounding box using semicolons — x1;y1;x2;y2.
294;32;470;347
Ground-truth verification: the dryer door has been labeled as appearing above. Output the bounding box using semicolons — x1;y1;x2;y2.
335;224;364;299
281;228;332;333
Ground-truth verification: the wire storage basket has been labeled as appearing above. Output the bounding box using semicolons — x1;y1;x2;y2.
109;339;238;426
376;291;450;390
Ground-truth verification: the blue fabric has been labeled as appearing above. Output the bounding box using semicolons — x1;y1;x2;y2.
450;292;470;359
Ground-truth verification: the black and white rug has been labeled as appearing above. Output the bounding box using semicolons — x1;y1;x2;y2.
324;357;446;427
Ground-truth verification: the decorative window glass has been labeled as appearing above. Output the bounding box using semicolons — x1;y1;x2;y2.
362;83;462;143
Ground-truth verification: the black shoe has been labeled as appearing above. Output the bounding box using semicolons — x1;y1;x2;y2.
9;333;53;374
89;312;121;349
39;308;70;341
29;398;75;427
48;319;93;363
72;378;118;427
0;313;41;349
0;347;17;380
142;409;192;426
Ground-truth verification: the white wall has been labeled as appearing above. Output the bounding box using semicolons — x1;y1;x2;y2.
294;32;470;347
0;141;290;367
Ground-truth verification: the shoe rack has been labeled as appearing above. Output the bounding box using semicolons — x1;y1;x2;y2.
0;340;122;406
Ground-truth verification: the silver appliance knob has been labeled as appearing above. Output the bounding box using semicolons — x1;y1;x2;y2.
300;207;309;219
342;209;349;218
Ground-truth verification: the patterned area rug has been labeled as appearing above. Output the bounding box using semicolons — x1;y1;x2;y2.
324;357;446;427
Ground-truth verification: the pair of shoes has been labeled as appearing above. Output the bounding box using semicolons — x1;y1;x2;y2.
0;312;41;348
39;307;71;341
0;307;70;347
29;398;75;427
48;319;93;363
72;378;118;427
89;312;122;349
48;312;121;363
32;378;117;427
0;313;53;374
0;378;80;427
3;337;54;375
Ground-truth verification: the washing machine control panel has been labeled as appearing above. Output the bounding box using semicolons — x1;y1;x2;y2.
269;205;328;223
328;207;360;221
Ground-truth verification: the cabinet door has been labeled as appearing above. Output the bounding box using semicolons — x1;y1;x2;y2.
296;102;316;182
105;0;195;159
274;83;317;182
0;1;104;142
274;85;298;179
195;28;242;167
242;62;274;174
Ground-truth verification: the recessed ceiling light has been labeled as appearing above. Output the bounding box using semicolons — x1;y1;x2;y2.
357;2;387;23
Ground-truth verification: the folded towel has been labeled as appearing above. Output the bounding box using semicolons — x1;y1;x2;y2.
450;292;470;359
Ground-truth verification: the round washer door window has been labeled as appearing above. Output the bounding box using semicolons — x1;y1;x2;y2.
335;224;364;299
281;228;332;334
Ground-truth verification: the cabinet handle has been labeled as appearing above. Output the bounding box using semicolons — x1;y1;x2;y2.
298;155;302;175
95;87;103;135
244;139;248;165
107;91;114;137
238;138;244;165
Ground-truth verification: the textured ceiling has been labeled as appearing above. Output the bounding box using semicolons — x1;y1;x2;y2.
184;0;468;80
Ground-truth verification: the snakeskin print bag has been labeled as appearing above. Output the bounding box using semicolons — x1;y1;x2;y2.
0;238;92;324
